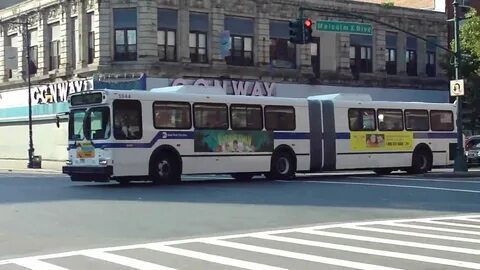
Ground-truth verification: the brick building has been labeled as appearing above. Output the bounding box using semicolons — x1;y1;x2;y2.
0;0;452;167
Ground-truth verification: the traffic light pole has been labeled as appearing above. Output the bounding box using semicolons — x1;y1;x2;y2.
452;0;468;172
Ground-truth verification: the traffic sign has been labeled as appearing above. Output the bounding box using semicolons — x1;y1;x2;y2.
316;20;373;35
450;79;465;96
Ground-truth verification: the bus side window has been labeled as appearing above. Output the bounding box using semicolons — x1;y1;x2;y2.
378;109;403;131
431;110;454;131
265;106;295;131
193;103;228;129
348;109;376;131
113;100;143;140
405;110;429;131
153;102;191;129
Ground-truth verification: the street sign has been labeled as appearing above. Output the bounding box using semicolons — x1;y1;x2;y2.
450;79;465;96
316;20;373;35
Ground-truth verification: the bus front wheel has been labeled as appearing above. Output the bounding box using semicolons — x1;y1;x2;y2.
150;152;181;185
266;151;296;180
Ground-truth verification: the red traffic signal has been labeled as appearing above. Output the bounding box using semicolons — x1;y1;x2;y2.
304;19;313;29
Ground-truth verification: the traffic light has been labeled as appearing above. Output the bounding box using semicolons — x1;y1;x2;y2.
289;18;314;44
289;19;303;44
303;18;313;44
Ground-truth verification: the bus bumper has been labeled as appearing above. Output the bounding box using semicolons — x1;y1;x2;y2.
62;166;113;182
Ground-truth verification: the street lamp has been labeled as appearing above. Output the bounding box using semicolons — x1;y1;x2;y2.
2;18;35;168
451;0;469;172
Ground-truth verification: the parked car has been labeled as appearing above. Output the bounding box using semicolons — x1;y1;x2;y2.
465;135;480;164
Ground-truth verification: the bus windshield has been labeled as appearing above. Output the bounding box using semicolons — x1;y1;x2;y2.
69;109;86;140
84;107;111;140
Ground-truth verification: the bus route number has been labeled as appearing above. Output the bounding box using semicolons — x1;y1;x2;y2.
118;93;132;99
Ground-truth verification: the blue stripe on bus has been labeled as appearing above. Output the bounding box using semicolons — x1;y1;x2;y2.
69;131;310;149
336;132;351;139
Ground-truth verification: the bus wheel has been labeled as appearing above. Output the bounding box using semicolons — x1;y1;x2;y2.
231;173;254;181
373;168;393;175
409;149;432;174
268;151;296;180
151;152;181;185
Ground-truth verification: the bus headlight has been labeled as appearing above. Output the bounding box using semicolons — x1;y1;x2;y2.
99;158;108;166
66;160;72;165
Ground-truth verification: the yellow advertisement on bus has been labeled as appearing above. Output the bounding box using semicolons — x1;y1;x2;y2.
350;131;414;151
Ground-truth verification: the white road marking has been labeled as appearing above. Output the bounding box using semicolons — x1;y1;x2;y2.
80;251;177;270
1;214;480;269
146;244;287;270
351;176;480;183
456;217;480;223
416;220;480;229
283;180;480;193
251;234;480;269
343;225;480;244
384;222;480;236
201;239;403;270
297;229;480;255
13;259;70;270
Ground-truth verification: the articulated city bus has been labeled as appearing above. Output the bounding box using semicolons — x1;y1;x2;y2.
61;86;457;184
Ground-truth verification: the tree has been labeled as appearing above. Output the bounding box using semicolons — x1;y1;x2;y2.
450;10;480;135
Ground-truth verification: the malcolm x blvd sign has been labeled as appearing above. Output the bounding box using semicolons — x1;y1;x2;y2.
450;79;465;97
316;20;373;35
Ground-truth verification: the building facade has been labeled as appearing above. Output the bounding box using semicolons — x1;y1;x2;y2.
0;0;450;168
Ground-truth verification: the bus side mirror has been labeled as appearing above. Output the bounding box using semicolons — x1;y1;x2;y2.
55;112;69;128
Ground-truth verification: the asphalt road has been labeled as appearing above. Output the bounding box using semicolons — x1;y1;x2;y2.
0;172;480;269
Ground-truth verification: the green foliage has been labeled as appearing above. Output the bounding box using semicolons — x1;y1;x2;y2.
457;10;480;134
380;1;395;8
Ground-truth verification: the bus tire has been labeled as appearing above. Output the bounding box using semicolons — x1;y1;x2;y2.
268;151;296;180
408;148;432;174
231;173;254;181
150;151;181;185
373;168;393;175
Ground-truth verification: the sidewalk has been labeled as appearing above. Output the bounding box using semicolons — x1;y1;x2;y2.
0;159;63;174
422;167;480;178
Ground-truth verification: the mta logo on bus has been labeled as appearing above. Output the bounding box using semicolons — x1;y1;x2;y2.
160;131;192;140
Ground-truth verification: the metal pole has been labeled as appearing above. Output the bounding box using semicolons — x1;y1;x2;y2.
453;0;468;172
25;22;34;168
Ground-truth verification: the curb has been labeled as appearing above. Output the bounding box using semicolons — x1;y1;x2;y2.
0;168;62;174
422;172;480;178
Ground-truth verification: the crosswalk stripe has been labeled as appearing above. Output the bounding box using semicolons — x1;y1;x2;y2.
252;234;480;269
385;222;480;235
417;220;480;229
13;259;69;270
343;225;480;244
201;239;404;270
297;229;480;255
81;251;177;270
146;244;287;270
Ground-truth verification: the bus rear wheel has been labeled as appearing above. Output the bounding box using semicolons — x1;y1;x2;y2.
267;151;296;180
408;149;432;174
150;152;181;185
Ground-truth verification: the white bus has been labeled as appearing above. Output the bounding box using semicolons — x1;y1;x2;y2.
61;86;457;184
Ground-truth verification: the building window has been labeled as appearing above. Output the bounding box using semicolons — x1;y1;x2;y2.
5;34;19;78
113;8;137;61
385;32;397;75
225;16;254;66
426;36;436;77
28;30;38;75
48;23;60;70
158;9;177;61
406;36;417;76
189;32;207;63
269;20;296;69
190;12;208;63
87;12;95;64
350;34;373;76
